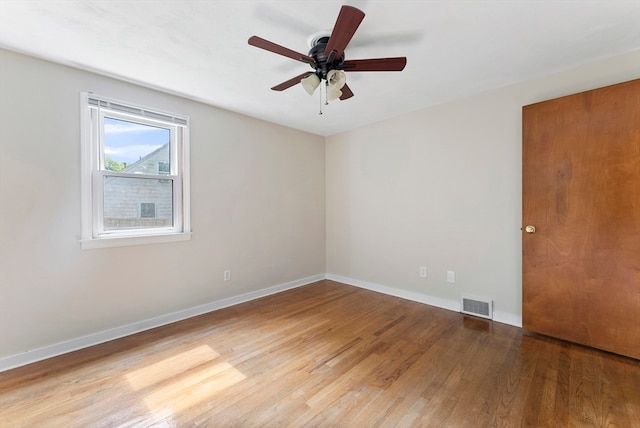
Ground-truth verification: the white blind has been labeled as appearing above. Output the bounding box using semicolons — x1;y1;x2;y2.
87;95;188;126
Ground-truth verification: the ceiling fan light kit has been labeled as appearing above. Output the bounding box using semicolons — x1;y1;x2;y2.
301;73;321;95
248;4;407;112
326;69;347;101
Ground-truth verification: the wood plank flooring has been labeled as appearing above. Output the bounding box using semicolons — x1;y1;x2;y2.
1;280;639;427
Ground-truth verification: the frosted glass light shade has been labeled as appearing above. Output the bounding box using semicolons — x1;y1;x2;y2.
301;74;321;95
327;70;347;89
327;87;343;101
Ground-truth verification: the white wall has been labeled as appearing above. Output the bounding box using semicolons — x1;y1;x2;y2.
0;49;326;365
2;47;638;369
326;50;640;326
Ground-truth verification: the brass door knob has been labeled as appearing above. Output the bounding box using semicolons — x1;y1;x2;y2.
525;225;536;234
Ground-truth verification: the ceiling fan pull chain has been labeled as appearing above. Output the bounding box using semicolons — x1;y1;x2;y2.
324;80;329;106
319;81;323;115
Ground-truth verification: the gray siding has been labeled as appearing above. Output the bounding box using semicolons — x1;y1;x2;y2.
104;144;173;229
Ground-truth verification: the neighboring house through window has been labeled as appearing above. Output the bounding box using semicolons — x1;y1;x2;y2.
80;93;191;248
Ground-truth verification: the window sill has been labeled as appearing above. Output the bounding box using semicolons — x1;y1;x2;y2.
80;231;192;249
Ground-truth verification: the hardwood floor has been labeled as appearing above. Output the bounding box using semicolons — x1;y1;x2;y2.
1;280;638;427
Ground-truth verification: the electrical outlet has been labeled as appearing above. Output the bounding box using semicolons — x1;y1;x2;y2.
447;270;455;283
419;266;427;278
223;270;231;281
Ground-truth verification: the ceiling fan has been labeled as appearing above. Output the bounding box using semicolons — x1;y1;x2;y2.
248;5;407;104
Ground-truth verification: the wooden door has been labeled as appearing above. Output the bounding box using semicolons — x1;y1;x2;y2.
522;79;640;360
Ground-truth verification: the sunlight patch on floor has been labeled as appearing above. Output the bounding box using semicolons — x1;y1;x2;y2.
142;360;247;415
126;345;221;390
124;345;247;417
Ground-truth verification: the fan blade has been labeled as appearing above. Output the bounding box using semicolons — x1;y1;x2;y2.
339;84;354;100
248;36;315;65
271;72;314;91
342;57;407;72
324;6;365;61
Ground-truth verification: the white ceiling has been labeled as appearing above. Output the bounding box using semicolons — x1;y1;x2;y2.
1;1;639;136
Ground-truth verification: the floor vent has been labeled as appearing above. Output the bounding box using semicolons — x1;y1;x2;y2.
460;295;493;320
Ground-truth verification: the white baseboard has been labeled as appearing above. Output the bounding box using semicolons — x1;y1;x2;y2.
327;274;460;312
326;274;522;328
1;273;522;372
492;311;522;328
0;274;325;372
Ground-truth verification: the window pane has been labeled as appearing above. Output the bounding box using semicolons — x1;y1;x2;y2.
103;176;173;230
103;117;170;173
140;202;156;218
158;161;170;175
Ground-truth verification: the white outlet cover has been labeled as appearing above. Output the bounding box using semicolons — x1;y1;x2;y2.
420;266;427;278
447;271;455;283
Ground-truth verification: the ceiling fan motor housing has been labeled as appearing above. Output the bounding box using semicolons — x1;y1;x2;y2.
308;36;345;79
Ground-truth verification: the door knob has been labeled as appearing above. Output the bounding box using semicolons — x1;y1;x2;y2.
525;225;536;234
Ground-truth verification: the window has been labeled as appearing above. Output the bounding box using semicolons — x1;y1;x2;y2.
158;161;170;175
140;203;156;218
81;93;190;249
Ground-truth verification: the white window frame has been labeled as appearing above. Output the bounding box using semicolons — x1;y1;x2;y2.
80;92;191;249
